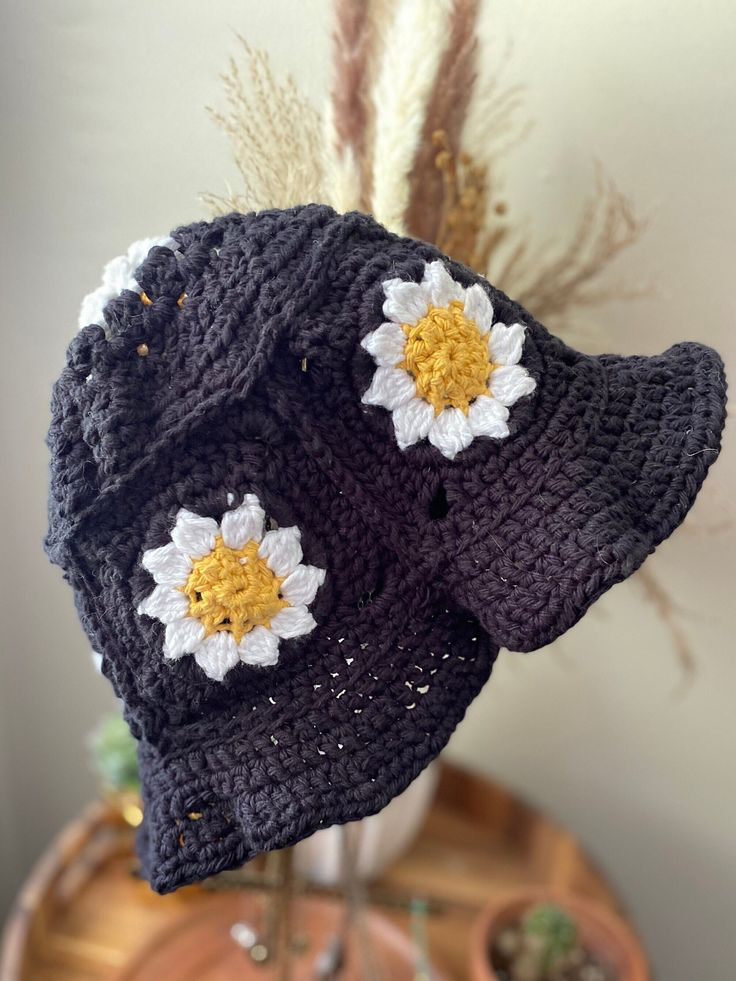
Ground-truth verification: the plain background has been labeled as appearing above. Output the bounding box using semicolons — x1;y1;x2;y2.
1;2;734;978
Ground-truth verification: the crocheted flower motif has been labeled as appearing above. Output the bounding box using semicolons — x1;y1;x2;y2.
361;260;536;459
137;495;325;681
78;235;178;330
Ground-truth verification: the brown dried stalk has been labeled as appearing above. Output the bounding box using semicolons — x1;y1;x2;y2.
636;565;696;682
203;5;695;679
370;0;454;233
446;37;645;328
495;164;647;325
457;39;531;261
327;0;392;211
330;1;372;163
405;0;480;243
201;37;324;216
431;130;496;271
328;0;372;211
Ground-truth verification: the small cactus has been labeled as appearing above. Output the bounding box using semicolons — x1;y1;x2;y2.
521;903;578;975
491;900;614;980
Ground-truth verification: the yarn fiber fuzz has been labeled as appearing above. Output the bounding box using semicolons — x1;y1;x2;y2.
46;205;726;892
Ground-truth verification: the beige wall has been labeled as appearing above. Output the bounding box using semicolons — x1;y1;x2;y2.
1;2;734;979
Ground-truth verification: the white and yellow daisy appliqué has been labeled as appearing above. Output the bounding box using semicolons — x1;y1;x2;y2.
137;494;325;681
361;260;536;460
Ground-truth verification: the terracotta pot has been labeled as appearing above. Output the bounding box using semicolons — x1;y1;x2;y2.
469;888;650;981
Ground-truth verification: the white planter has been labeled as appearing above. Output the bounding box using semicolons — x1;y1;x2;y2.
294;763;439;884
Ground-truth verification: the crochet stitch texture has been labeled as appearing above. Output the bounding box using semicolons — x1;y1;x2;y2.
46;205;727;892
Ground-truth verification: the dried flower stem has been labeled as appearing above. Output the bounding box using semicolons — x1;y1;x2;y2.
636;565;696;681
405;0;480;243
325;0;371;212
202;2;706;678
370;0;453;233
431;130;499;271
498;165;647;325
201;37;324;216
325;0;394;212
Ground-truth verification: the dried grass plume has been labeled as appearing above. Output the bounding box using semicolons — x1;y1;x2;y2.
202;36;325;216
369;0;453;234
200;0;711;677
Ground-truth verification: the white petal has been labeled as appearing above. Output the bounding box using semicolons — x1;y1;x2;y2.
382;279;430;323
100;253;141;296
390;397;435;449
164;617;206;659
141;542;192;586
238;626;280;667
468;395;511;438
361;366;416;411
281;565;326;606
170;509;218;558
116;236;177;284
137;585;189;623
269;605;317;639
77;235;177;330
489;322;526;366
78;288;111;332
488;364;537;407
360;322;407;366
422;260;464;308
221;494;264;549
427;408;474;460
259;527;303;577
463;283;494;333
194;632;240;681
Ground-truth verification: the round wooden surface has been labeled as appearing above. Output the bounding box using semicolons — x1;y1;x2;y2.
118;893;450;981
0;763;644;980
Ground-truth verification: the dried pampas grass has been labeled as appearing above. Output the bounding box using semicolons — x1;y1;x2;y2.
494;165;647;327
323;0;381;212
202;37;325;216
405;0;480;244
369;0;454;234
201;0;710;677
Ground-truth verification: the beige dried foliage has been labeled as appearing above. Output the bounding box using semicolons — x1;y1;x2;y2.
407;43;531;284
437;39;647;330
201;36;325;216
325;0;390;212
431;130;496;271
405;0;481;243
435;37;647;330
495;165;647;326
461;42;532;165
636;565;696;682
369;0;454;234
203;2;702;677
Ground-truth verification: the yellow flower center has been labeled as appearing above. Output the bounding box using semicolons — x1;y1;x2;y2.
181;536;288;643
400;300;492;414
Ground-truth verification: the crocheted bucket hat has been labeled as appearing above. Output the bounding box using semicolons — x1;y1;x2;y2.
46;205;726;892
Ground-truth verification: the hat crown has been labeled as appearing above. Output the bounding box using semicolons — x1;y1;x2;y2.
45;206;725;892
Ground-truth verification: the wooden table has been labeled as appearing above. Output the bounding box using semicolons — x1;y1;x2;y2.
0;763;637;980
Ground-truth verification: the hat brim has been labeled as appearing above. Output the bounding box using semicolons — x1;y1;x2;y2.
136;598;496;893
450;340;727;653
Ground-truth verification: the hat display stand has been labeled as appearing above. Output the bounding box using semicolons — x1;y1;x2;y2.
119;828;445;981
1;763;644;980
77;712;444;979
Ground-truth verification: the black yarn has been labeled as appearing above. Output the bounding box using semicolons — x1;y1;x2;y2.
45;205;727;893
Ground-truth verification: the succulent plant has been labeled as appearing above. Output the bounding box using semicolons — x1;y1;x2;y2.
521;903;578;976
89;712;140;792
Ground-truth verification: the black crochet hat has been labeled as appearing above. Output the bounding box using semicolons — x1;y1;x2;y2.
46;205;726;893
